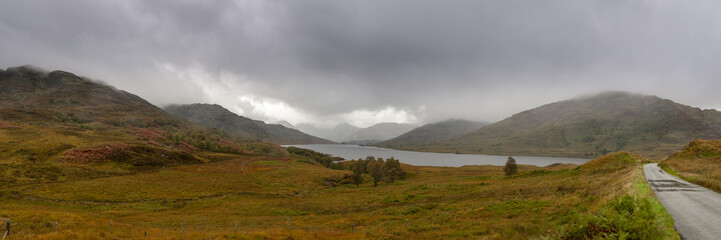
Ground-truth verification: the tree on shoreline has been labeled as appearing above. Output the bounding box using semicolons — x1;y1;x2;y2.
504;156;518;176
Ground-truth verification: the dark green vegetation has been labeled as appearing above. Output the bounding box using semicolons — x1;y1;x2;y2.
660;140;721;192
419;92;721;159
504;156;517;176
164;103;334;144
374;119;487;149
286;146;343;168
559;195;662;239
286;147;406;187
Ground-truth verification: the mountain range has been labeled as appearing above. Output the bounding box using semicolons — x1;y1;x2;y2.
164;103;333;145
0;66;287;179
408;92;721;158
374;119;487;149
295;122;415;144
295;122;361;142
4;65;720;161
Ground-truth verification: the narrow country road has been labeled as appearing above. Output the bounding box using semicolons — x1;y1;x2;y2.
644;163;721;240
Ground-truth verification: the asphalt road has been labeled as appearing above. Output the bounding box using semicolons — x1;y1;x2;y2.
644;163;721;240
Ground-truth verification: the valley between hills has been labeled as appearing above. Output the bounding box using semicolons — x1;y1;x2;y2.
4;66;721;239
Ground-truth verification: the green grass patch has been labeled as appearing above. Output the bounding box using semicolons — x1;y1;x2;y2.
486;200;551;218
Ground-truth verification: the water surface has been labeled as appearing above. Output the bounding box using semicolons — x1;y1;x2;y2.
287;144;589;167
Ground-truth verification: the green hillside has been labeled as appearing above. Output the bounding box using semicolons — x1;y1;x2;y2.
422;92;721;159
374;119;487;149
165;103;334;144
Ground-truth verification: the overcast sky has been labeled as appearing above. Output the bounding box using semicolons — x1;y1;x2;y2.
2;0;721;128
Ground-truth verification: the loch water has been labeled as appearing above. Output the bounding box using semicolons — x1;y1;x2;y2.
286;144;589;167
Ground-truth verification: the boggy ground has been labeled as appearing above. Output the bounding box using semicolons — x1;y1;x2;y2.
0;152;676;239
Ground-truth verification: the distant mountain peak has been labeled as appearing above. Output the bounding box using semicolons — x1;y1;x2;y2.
274;120;295;129
375;119;487;149
5;65;48;74
345;122;415;142
417;92;721;159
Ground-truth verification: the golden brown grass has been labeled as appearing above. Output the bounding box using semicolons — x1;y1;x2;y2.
0;150;677;239
660;140;721;192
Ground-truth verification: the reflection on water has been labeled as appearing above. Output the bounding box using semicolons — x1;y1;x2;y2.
286;144;589;167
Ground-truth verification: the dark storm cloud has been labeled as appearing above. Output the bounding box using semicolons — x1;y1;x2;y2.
1;0;721;126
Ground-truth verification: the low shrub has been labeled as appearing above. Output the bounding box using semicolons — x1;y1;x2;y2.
559;195;660;239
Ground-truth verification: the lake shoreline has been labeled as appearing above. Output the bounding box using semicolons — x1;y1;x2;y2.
284;144;589;167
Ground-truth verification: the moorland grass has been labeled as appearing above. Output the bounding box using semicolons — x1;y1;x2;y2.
660;140;721;192
0;151;678;239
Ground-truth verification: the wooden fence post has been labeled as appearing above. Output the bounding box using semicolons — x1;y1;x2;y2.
286;217;290;228
181;222;184;235
2;219;9;240
234;221;238;233
55;220;58;233
110;219;113;233
405;219;408;228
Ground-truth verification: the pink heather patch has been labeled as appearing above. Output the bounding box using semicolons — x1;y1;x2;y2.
61;143;132;164
0;121;20;129
130;127;166;141
175;142;199;152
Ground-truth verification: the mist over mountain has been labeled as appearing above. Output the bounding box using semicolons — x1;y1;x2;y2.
345;122;416;144
164;104;333;145
295;122;361;143
0;65;174;125
374;119;487;149
420;92;721;159
294;122;415;144
0;66;285;172
274;120;295;129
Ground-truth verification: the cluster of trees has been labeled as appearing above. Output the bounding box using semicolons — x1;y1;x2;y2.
348;157;406;187
286;146;342;168
166;130;241;154
286;147;407;187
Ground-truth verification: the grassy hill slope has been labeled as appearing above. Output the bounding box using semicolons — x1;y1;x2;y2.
374;119;487;149
423;92;721;159
164;103;334;144
164;103;269;141
0;66;284;186
660;140;721;192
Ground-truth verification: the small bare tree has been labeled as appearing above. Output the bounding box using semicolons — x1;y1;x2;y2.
504;156;518;176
